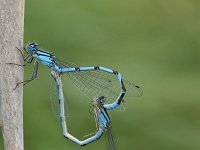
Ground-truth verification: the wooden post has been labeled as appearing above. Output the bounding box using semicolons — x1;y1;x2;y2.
0;0;25;149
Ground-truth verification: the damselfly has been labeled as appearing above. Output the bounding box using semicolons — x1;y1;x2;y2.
8;43;142;99
52;71;122;148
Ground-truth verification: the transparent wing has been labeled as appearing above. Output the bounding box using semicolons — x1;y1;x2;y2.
55;58;142;102
106;126;117;150
123;80;143;97
82;108;99;139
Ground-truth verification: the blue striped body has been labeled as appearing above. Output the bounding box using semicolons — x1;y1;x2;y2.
31;50;61;72
28;46;122;79
96;107;111;130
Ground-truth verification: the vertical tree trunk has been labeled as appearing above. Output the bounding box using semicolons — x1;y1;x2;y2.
0;0;25;149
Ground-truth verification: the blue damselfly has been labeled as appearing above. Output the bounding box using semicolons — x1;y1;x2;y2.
52;71;122;148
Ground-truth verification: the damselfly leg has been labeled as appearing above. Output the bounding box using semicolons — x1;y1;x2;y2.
6;47;37;89
6;47;33;66
14;60;38;89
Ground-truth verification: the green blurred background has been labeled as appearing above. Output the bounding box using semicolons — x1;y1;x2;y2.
1;0;200;149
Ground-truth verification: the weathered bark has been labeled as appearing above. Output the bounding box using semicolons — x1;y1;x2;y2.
0;0;25;149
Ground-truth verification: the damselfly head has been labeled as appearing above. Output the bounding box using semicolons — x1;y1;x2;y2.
93;96;106;105
26;42;38;53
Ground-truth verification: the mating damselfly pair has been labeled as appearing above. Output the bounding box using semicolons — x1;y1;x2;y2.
8;42;142;149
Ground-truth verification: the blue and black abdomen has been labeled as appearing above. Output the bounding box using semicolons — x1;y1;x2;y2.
97;108;111;130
